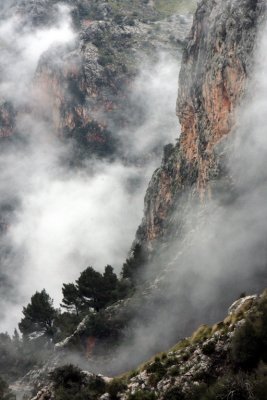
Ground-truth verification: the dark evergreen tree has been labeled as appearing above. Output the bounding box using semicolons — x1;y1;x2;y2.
103;265;118;288
61;283;82;315
76;267;104;312
19;289;56;337
60;264;124;322
102;265;118;305
122;243;147;280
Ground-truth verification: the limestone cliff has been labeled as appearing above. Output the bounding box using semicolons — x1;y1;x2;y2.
137;0;266;246
0;0;192;160
33;11;191;160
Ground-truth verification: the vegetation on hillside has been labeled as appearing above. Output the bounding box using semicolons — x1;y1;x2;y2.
121;292;267;400
0;243;147;382
51;365;107;400
42;292;267;399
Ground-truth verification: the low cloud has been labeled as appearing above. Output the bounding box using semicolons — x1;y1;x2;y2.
0;4;181;333
101;16;267;373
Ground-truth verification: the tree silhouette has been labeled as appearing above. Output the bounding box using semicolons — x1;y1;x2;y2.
61;283;82;315
76;267;104;312
19;289;56;337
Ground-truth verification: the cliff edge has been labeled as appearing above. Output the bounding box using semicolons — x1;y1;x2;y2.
137;0;266;247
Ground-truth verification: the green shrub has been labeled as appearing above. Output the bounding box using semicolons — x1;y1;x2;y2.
185;383;208;400
51;365;106;400
107;378;127;400
148;373;160;387
128;390;157;400
165;357;177;367
201;374;252;400
231;321;261;370
161;353;167;360
51;365;85;389
163;386;185;400
181;351;190;362
169;365;180;377
128;370;138;379
202;341;216;356
86;375;106;395
146;360;166;380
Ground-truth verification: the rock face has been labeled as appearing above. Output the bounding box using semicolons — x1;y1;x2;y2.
121;294;258;400
137;0;266;247
44;13;190;160
0;0;192;161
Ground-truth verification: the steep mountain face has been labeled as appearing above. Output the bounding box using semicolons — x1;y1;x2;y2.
28;0;267;372
0;0;193;316
137;0;266;246
0;0;191;160
59;0;267;376
2;0;267;398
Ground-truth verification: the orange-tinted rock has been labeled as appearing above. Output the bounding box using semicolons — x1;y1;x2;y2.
137;0;266;247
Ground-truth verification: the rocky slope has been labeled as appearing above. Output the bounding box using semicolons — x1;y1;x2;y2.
27;291;267;400
137;0;266;247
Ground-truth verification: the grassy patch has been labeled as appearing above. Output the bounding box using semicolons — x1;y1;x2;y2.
171;338;190;352
191;325;212;344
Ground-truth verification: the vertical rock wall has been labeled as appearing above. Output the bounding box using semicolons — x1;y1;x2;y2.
137;0;266;247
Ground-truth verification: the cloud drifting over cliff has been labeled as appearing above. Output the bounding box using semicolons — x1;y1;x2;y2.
0;4;180;332
0;4;75;104
1;0;266;381
118;53;180;157
102;14;267;374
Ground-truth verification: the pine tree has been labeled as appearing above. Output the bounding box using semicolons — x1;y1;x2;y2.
76;267;104;312
61;283;82;315
102;265;118;305
122;243;147;280
18;289;56;337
